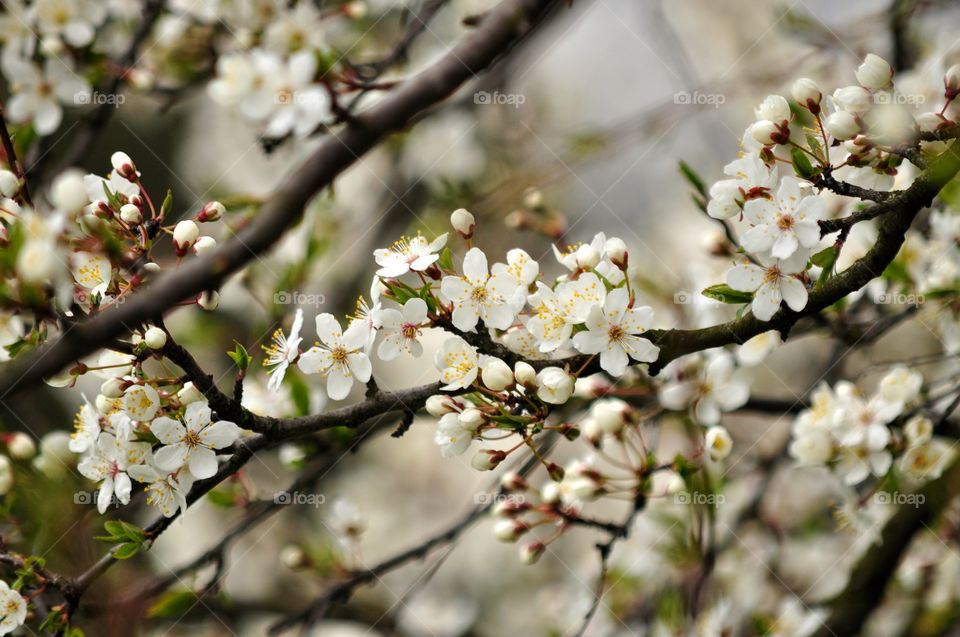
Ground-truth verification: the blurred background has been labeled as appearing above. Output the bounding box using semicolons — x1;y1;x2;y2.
5;0;960;635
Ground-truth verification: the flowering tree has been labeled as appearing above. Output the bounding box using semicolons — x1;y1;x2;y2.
2;0;960;635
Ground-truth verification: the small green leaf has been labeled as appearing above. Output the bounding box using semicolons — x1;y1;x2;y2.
810;246;838;289
790;147;819;180
437;247;454;272
112;542;142;560
160;189;173;218
678;161;708;199
227;341;250;371
701;284;753;304
149;589;201;619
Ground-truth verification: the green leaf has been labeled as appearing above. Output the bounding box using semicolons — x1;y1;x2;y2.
227;341;250;371
96;520;146;544
678;161;708;199
149;589;201;619
805;134;824;161
790;147;819;180
810;246;838;289
701;284;753;304
112;542;142;560
160;189;173;218
436;247;454;272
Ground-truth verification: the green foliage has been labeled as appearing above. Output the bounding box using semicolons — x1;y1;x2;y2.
96;520;147;560
701;284;753;304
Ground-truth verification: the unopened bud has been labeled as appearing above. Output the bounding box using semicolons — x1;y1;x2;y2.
450;208;475;239
110;151;137;180
119;203;142;225
144;326;167;350
173;220;199;256
197;201;225;223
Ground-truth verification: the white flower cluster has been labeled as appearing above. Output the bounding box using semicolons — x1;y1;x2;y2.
707;53;960;321
788;365;952;485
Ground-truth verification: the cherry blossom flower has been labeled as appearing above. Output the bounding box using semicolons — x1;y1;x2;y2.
374;233;448;278
120;383;160;422
71;251;112;301
32;0;107;47
263;308;303;391
434;411;479;457
536;367;575;404
377;298;429;361
552;233;605;271
707;153;777;220
726;249;809;321
572;287;659;376
77;432;151;513
128;464;192;518
705;426;733;460
658;354;750;425
741;178;825;259
491;248;539;288
150;401;240;479
297;314;372;400
526;272;605;352
3;56;90;135
440;247;521;332
69;396;100;453
0;580;26;635
435;336;479;390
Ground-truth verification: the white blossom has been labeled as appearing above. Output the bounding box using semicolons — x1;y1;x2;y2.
297;314;372;400
377;298;429;360
742;178;825;259
441;247;521;332
726;249;809;321
434;336;479;391
374;233;448;278
572;287;659;376
263;308;304;391
150;401;240;479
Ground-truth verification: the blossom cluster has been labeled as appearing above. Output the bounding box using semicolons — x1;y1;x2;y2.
0;0;367;141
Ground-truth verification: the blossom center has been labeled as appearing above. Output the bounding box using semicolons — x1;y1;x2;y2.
402;323;419;339
471;286;488;302
184;430;202;448
776;214;795;231
607;324;624;342
762;265;782;284
331;347;348;364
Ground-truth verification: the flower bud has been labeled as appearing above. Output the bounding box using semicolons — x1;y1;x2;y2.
750;120;789;146
705;425;733;461
49;169;88;215
458;408;485;430
825;111;860;140
95;394;115;414
144;326;167;350
591;398;630;435
471;449;506;471
110;151;137;180
519;541;546;565
832;85;872;113
481;357;513;391
575;244;600;269
492;497;529;517
193;236;217;256
791;78;822;114
754;94;791;124
344;1;367;18
198;290;220;310
197;201;225;223
856;53;893;90
500;471;528;492
120;203;142;225
540;482;561;504
280;545;307;570
513;361;537;387
6;433;35;460
99;377;125;398
173;220;199;256
522;188;543;209
450;208;475;239
536;367;575;405
493;519;528;542
904;415;933;446
178;381;204;404
426;395;463;417
946;64;960;98
0;170;20;198
604;237;628;269
917;111;949;133
0;455;12;495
